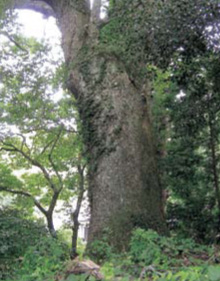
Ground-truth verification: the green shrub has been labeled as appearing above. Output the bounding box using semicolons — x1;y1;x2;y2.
88;239;113;263
0;208;47;280
14;236;69;281
153;266;220;281
129;228;213;268
57;229;86;258
130;229;167;266
98;229;217;281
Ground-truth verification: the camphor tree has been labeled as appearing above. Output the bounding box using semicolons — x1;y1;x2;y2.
2;0;220;251
0;14;86;255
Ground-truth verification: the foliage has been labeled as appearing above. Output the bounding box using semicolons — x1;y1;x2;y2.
100;0;220;84
0;207;47;280
57;229;86;258
101;264;220;281
87;232;113;263
0;14;86;238
13;236;69;281
155;51;220;242
0;162;22;190
1;1;220;280
99;229;218;281
153;266;220;281
0;208;69;281
129;229;213;268
146;19;220;239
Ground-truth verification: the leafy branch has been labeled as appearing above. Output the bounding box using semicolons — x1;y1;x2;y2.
0;139;57;191
0;185;47;216
0;31;29;54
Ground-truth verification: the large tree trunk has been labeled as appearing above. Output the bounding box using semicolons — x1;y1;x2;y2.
14;0;168;250
84;61;168;248
52;0;167;250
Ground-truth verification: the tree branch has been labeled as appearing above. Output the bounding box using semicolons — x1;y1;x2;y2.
40;139;54;155
0;185;32;197
17;133;30;153
0;31;29;54
48;127;63;190
0;141;56;191
91;0;102;23
0;185;47;216
48;189;60;214
13;0;55;18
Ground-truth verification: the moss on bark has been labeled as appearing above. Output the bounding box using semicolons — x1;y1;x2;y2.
49;0;168;251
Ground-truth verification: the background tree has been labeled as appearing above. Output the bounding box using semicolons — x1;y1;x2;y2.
148;41;220;241
0;18;86;247
161;52;220;241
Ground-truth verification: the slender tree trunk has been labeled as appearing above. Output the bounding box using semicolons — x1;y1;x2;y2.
208;115;220;216
46;191;60;238
71;165;85;259
71;217;79;259
46;212;57;238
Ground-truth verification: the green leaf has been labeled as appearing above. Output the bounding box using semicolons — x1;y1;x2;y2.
208;266;220;281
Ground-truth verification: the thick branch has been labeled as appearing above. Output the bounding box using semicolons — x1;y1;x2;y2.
0;142;56;191
91;0;102;23
48;189;60;214
13;0;55;18
0;185;32;197
0;185;58;237
0;185;47;216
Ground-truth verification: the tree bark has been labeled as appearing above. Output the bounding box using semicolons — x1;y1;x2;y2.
83;59;168;248
208;114;220;217
46;212;57;238
46;190;61;238
12;0;168;250
51;0;167;250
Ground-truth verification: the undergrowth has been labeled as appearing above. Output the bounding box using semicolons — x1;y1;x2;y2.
2;228;220;281
99;228;220;281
